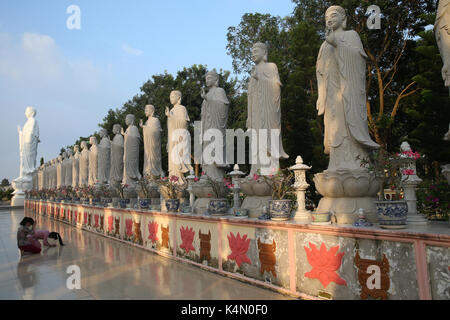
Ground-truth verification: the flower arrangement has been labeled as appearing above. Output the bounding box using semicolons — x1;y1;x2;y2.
261;169;294;200
204;175;229;199
97;184;115;199
77;186;96;199
156;176;185;199
112;181;129;199
417;179;450;221
137;174;159;199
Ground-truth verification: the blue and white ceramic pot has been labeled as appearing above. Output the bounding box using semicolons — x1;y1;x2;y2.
119;198;130;209
208;199;229;216
375;200;408;229
269;200;293;221
139;198;151;209
166;199;180;213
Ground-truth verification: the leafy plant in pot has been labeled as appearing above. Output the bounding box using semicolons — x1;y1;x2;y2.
359;149;409;229
204;175;230;216
261;169;295;221
98;184;113;207
112;181;130;209
137;175;159;209
156;176;185;213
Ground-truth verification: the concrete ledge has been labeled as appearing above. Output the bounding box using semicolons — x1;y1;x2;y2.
26;200;450;300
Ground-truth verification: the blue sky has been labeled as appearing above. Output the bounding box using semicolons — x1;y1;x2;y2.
0;0;295;182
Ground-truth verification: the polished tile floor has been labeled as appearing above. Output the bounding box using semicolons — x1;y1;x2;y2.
0;210;290;300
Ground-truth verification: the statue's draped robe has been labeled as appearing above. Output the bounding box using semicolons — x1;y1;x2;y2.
19;118;39;177
88;145;98;186
123;125;141;186
247;62;288;176
57;161;64;188
316;30;379;172
64;157;73;188
143;117;164;177
72;152;80;187
110;134;124;184
435;0;450;86
201;87;229;180
51;163;57;189
98;137;111;184
79;149;89;187
167;105;193;179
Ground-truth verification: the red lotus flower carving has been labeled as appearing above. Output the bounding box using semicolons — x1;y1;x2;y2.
227;232;251;267
84;212;87;224
125;219;133;237
304;242;347;288
94;215;99;228
108;216;114;232
74;211;78;222
180;226;195;253
148;221;159;243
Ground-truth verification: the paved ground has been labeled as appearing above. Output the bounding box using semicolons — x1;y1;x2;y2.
0;210;291;300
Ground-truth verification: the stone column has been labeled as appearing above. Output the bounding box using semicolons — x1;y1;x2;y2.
289;156;312;224
401;157;428;226
186;170;197;213
229;164;245;216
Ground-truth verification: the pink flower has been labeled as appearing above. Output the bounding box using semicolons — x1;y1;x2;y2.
402;169;415;176
207;193;212;198
170;176;179;182
194;177;199;182
201;172;205;176
253;174;260;181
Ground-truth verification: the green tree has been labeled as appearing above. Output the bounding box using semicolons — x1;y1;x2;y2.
1;178;9;187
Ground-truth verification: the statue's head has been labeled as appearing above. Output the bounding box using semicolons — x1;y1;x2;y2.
57;155;63;162
25;106;37;119
145;105;155;117
400;141;411;152
81;141;88;150
89;136;97;145
67;149;73;157
125;114;135;126
251;42;268;64
325;5;347;31
74;145;80;153
170;90;182;105
62;151;67;159
113;124;121;134
99;128;108;138
205;69;219;88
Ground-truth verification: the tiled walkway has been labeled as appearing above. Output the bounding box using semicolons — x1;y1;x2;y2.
0;210;290;300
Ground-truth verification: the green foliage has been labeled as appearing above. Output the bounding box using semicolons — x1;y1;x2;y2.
416;179;450;221
0;188;14;201
1;179;9;187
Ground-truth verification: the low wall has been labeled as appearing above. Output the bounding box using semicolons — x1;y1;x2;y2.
25;200;450;300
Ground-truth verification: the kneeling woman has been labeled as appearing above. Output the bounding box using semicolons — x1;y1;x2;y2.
17;217;41;254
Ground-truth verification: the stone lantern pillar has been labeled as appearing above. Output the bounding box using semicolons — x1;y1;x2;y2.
289;156;312;223
229;164;246;217
186;170;197;213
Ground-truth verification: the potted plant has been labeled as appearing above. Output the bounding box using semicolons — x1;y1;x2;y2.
156;176;185;213
137;175;159;209
112;181;130;209
98;184;113;207
261;169;295;221
204;175;230;216
359;149;409;229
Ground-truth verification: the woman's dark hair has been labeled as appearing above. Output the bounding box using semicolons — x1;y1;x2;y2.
19;217;35;226
49;232;64;246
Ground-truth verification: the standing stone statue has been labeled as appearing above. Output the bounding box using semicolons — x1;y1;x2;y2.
201;69;230;181
98;129;111;185
166;90;193;180
435;0;450;88
12;107;40;206
247;42;289;176
110;124;124;184
56;154;64;188
140;105;164;177
88;136;99;186
79;141;90;187
50;158;57;189
122;114;141;187
64;149;73;188
313;6;380;224
72;145;81;187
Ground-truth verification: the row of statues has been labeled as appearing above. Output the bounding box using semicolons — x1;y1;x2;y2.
22;5;449;221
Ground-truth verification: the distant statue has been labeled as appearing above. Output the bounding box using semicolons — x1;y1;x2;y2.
72;145;81;187
166;90;193;180
122;114;141;187
64;149;73;187
201;69;230;180
88;136;98;186
13;107;40;190
98;129;111;185
110;124;124;184
51;158;57;189
79;141;89;187
247;42;289;176
140;105;164;177
435;0;450;87
56;154;64;188
316;5;379;172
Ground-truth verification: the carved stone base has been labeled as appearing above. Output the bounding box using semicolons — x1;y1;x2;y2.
316;196;378;224
314;170;380;225
241;196;271;219
11;176;32;207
